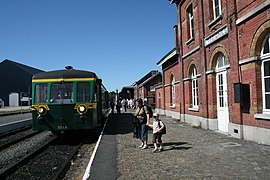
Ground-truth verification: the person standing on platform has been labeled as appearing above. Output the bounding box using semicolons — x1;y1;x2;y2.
116;100;121;114
121;98;127;112
134;98;150;149
110;100;115;114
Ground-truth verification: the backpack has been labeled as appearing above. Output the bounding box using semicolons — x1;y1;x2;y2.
144;105;153;118
158;120;166;134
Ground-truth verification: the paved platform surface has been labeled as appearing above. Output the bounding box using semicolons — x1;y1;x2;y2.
0;106;31;125
0;106;31;112
89;109;270;179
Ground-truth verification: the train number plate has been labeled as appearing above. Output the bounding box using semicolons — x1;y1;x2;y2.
57;125;68;129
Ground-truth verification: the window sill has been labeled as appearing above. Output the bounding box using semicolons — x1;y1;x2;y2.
186;37;194;45
170;104;176;109
208;15;223;28
254;113;270;121
188;107;199;112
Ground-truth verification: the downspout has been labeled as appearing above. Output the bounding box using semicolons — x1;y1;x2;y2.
200;0;209;127
233;0;244;128
234;0;242;83
177;1;185;122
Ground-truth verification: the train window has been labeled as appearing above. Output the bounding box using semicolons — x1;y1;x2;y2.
77;82;90;102
35;83;48;104
50;82;74;104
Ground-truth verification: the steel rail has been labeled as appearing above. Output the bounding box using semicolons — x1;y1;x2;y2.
0;130;42;151
0;126;31;139
0;137;57;179
51;143;82;180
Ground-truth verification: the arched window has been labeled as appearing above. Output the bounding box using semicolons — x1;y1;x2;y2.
216;53;226;70
261;33;270;113
191;66;198;108
170;74;176;107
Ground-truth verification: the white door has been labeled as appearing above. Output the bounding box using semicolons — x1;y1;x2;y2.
216;71;229;132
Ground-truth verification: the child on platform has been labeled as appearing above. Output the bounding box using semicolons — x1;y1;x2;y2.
148;113;165;152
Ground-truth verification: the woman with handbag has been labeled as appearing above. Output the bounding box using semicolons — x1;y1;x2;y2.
134;98;150;149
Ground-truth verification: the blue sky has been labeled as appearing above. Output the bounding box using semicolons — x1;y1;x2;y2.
0;0;177;92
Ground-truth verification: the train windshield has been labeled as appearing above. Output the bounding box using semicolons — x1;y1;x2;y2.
77;82;90;102
34;83;48;104
50;82;74;104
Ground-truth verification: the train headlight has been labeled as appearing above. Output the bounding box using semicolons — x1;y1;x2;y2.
77;104;88;115
37;105;47;116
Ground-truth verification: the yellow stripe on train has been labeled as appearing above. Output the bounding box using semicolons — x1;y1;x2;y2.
32;77;96;83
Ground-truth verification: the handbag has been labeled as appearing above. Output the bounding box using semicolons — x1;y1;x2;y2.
138;117;146;123
132;116;139;124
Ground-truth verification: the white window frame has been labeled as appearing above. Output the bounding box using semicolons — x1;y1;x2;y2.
216;53;226;71
261;33;270;114
191;67;198;109
150;85;155;92
213;0;221;19
187;4;194;39
170;75;176;107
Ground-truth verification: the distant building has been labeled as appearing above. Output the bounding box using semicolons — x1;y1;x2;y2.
0;59;43;106
132;70;162;107
119;86;134;100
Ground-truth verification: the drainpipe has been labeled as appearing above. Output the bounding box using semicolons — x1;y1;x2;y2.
177;2;185;122
233;0;244;130
200;0;209;128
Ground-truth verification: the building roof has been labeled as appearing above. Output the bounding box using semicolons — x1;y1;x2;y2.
156;48;178;67
134;70;159;85
0;59;43;75
141;72;162;86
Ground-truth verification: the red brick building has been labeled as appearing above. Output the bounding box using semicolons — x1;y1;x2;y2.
156;0;270;145
132;70;162;107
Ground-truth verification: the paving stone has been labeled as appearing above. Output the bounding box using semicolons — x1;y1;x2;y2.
114;109;270;179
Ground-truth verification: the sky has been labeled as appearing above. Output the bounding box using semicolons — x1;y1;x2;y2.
0;0;177;92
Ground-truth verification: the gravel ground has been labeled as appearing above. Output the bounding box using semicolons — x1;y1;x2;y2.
63;143;96;180
7;143;78;179
0;131;53;172
63;130;101;180
0;128;34;147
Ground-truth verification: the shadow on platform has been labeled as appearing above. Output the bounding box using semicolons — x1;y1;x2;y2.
104;113;134;135
147;141;192;151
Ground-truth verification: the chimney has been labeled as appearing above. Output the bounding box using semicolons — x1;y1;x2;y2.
173;25;179;49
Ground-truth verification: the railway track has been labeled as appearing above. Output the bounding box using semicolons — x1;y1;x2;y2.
0;127;42;151
0;130;101;179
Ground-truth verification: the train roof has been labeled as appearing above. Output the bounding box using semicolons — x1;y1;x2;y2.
32;69;97;80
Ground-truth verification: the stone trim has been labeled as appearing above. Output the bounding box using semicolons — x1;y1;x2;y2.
239;56;259;65
182;46;200;59
204;25;228;47
236;0;270;25
254;113;270;120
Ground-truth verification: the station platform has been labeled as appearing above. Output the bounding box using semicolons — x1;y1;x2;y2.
0;106;32;133
0;106;31;112
85;109;270;179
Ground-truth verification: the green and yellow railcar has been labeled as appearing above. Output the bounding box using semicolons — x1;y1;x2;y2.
31;67;109;134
